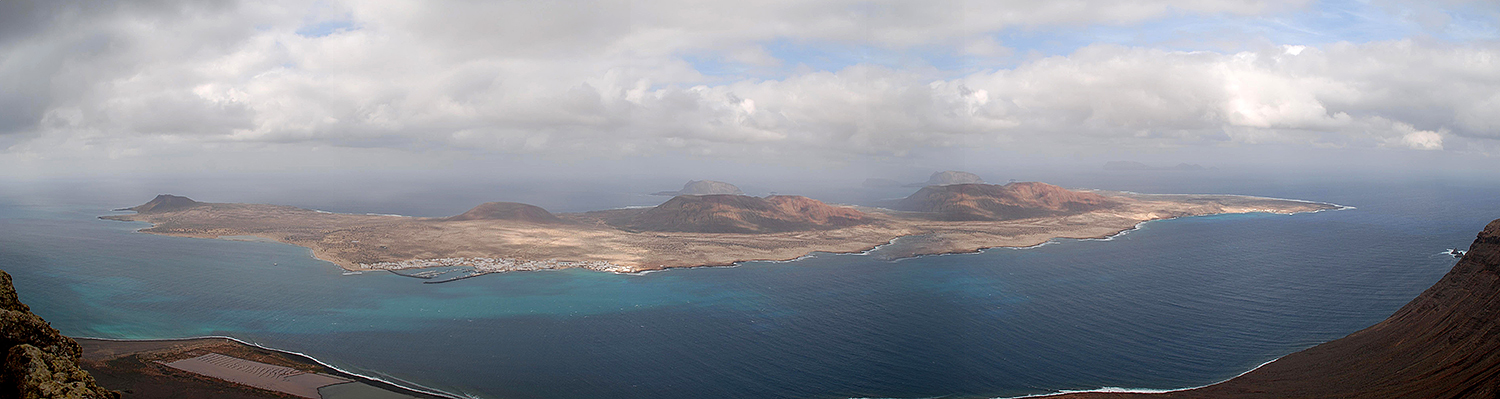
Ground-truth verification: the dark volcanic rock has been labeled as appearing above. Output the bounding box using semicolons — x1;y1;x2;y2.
652;180;745;196
0;272;27;314
625;195;866;234
1057;218;1500;399
0;270;118;399
894;182;1115;221
445;202;563;224
121;195;201;214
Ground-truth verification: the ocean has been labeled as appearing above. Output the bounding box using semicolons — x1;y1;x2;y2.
0;175;1494;399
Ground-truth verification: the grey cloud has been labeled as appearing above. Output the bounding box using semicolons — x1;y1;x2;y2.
0;0;258;137
0;0;1314;139
3;0;1495;169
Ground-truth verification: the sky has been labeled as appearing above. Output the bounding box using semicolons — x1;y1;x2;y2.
0;0;1497;184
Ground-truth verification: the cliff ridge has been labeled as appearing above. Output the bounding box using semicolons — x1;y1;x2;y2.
1;270;119;399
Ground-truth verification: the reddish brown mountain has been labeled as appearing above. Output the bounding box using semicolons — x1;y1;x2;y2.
625;195;867;234
1058;218;1500;399
445;202;563;224
894;182;1116;221
122;195;201;214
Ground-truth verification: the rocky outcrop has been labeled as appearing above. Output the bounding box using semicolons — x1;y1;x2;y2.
652;180;745;196
445;202;563;224
119;195;200;214
1058;218;1500;399
624;195;867;234
0;272;26;314
894;182;1116;221
0;270;118;399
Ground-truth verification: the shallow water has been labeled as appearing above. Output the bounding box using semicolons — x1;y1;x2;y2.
0;177;1493;399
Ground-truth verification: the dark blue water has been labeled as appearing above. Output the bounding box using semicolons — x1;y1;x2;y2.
1;177;1494;399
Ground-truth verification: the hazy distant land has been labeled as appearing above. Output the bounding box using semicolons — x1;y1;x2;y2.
101;183;1338;275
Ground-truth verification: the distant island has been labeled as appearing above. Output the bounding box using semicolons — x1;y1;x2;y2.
905;170;986;187
102;182;1339;277
651;180;744;196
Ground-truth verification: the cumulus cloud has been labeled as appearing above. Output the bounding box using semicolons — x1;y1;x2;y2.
1399;130;1445;150
1;0;1496;172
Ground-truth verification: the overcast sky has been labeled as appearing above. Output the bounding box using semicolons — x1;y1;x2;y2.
1;0;1497;181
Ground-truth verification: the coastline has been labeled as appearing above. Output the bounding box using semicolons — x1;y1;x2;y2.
609;199;1351;271
1002;356;1286;399
1026;218;1500;398
56;188;1497;399
102;196;1350;278
890;200;1353;262
394;199;1357;282
75;335;463;399
81;202;1355;399
76;211;1328;399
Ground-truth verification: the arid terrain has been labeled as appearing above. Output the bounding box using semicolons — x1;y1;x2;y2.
101;183;1337;274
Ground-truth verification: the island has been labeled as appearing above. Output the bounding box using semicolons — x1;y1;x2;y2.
100;182;1339;277
651;179;745;196
905;170;987;186
12;219;1498;398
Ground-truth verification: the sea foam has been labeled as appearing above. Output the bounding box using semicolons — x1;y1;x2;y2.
998;357;1283;399
75;335;465;399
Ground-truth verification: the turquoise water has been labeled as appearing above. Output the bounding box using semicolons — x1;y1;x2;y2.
1;178;1493;398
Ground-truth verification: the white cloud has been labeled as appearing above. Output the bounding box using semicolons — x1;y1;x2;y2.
1;0;1497;175
1399;130;1444;150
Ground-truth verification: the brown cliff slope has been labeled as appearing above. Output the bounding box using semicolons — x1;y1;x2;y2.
624;195;867;234
0;270;119;399
1057;218;1500;399
895;182;1116;221
445;202;563;224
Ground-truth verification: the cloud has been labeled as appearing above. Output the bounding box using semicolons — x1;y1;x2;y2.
1399;129;1444;150
1;0;1497;174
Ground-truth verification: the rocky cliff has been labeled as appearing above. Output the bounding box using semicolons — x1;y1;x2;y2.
624;195;867;234
894;182;1116;221
0;271;118;399
1059;218;1500;398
